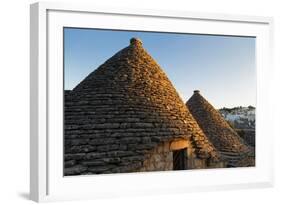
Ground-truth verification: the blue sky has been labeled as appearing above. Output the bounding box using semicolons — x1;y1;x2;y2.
64;28;256;108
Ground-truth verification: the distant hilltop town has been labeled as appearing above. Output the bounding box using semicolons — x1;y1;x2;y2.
219;106;255;129
219;106;255;147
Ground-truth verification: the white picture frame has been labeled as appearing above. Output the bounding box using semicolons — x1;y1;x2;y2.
30;2;274;202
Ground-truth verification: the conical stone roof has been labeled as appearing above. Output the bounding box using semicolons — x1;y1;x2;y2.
186;90;254;167
64;38;220;175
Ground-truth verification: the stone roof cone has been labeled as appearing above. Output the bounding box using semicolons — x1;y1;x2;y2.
64;38;221;175
186;90;255;167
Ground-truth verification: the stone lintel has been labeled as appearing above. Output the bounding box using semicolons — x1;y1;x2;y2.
169;139;189;151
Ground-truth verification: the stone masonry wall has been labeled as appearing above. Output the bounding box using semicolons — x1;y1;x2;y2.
138;141;173;172
138;139;223;172
236;129;255;147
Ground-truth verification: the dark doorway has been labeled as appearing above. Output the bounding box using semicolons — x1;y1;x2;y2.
173;148;187;170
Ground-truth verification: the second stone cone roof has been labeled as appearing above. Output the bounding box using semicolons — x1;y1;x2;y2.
186;91;254;167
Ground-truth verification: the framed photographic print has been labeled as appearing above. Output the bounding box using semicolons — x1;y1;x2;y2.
30;2;274;202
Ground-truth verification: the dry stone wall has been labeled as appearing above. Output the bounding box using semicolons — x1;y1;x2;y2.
236;129;255;147
139;139;224;172
139;141;173;171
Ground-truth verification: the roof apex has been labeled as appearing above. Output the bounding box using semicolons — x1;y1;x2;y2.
130;37;143;47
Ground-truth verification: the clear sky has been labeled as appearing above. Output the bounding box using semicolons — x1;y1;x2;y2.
64;28;256;109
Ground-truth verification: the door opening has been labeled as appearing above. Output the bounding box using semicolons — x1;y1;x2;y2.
173;148;187;170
